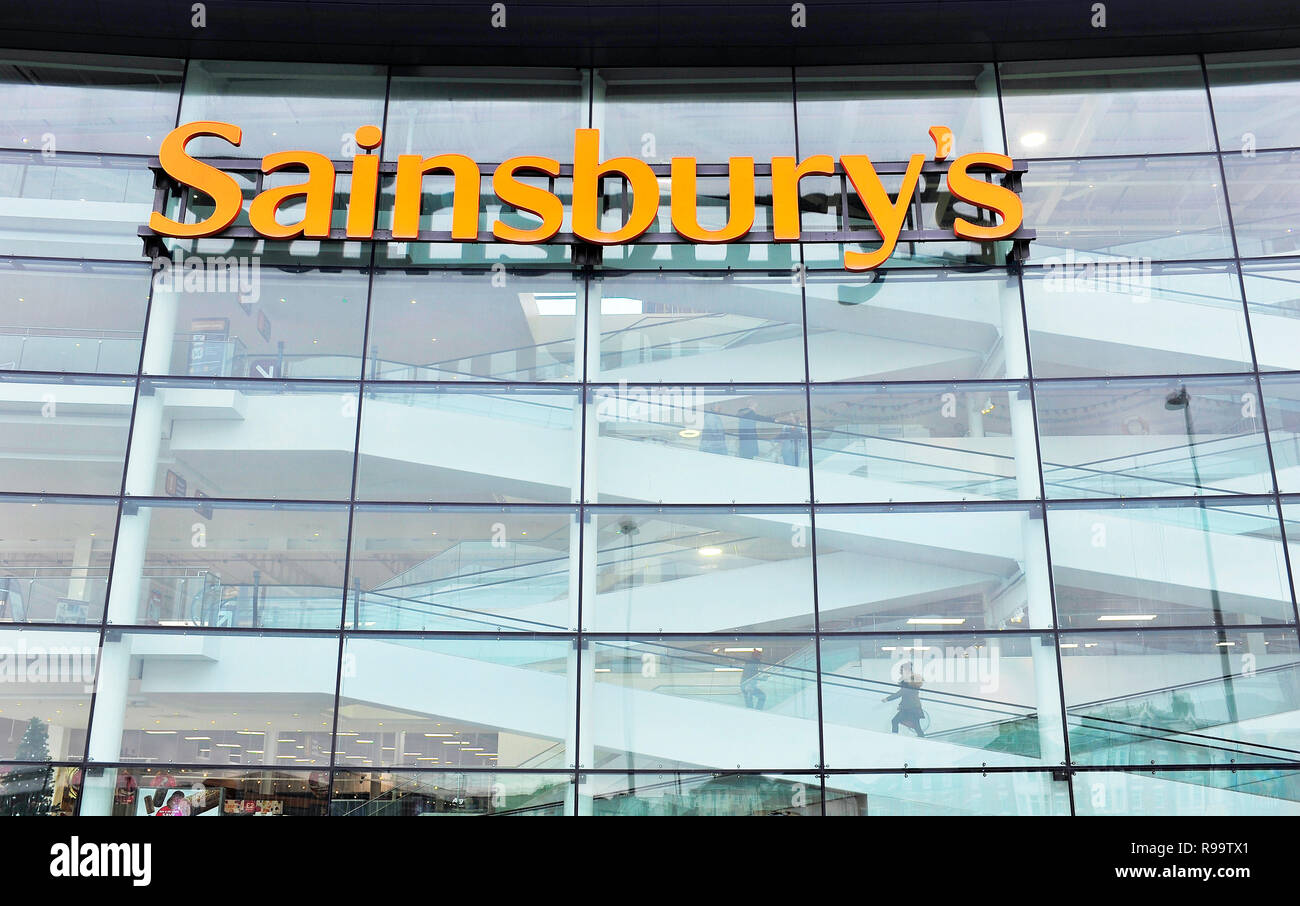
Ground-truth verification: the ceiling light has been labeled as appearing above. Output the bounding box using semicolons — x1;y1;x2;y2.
1020;132;1046;148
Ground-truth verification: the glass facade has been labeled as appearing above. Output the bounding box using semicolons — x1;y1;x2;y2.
1;49;1299;817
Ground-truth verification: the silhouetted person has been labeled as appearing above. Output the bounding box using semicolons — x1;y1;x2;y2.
737;407;759;459
699;410;727;455
740;649;767;710
883;663;926;737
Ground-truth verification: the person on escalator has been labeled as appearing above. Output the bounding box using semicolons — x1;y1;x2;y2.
883;663;926;737
740;649;767;710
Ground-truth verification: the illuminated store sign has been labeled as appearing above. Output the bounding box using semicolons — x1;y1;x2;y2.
144;121;1029;271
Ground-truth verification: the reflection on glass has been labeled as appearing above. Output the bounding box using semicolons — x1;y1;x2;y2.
593;68;795;161
125;379;358;501
107;501;349;628
337;636;573;769
599;242;797;271
806;270;1027;382
179;61;386;158
586;508;813;633
815;504;1051;632
1222;151;1300;259
581;772;821;816
1243;261;1300;371
1023;263;1252;377
346;506;575;632
385;68;587;162
0;763;81;815
796;63;1003;159
0;497;116;624
0;52;183;155
1020;156;1234;261
590;273;804;383
144;268;369;380
0;152;155;260
820;633;1066;768
822;771;1070;816
999;57;1215;158
584;636;820;770
1260;374;1300;493
588;385;809;504
0;258;149;374
0;374;134;495
332;770;570;816
1036;376;1273;498
356;385;580;503
1207;50;1300;153
1075;769;1300;815
1048;498;1294;629
809;383;1038;503
81;767;329;816
1061;629;1300;766
88;630;339;765
367;270;580;381
0;626;97;760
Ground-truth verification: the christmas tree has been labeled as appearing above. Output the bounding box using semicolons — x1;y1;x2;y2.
0;718;53;816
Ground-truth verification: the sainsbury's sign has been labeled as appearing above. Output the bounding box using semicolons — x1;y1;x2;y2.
145;121;1027;271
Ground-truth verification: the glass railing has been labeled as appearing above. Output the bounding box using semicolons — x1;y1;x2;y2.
0;329;141;373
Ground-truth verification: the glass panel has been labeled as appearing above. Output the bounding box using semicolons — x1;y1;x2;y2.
106;501;349;629
179;61;387;159
592;68;795;161
0;151;155;260
0;626;97;760
820;632;1066;768
0;51;184;155
1060;628;1300;766
0;763;81;815
589;272;805;383
1075;768;1300;815
807;270;1028;382
0;373;134;496
815;503;1051;632
1242;259;1300;371
1023;262;1252;378
125;378;358;501
584;636;820;770
1222;150;1300;259
346;505;575;632
356;385;580;504
0;258;148;375
385;68;587;162
81;767;330;816
144;268;369;380
332;770;570;816
587;385;809;504
1035;376;1273;499
796;63;1004;159
822;771;1070;816
87;630;339;766
999;57;1216;157
1019;156;1235;261
337;636;573;769
367;269;581;382
585;507;814;633
0;497;116;625
1260;373;1300;493
809;383;1038;503
1207;49;1300;154
1048;498;1294;629
580;772;821;816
